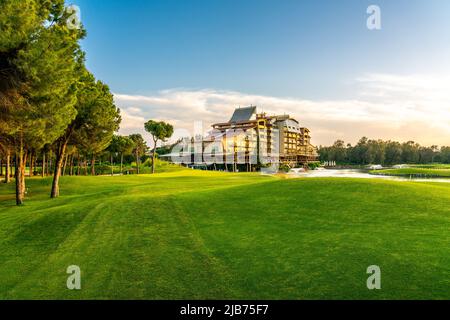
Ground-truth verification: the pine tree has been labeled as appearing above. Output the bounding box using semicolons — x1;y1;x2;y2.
129;134;148;175
51;71;121;196
144;120;174;174
0;0;85;205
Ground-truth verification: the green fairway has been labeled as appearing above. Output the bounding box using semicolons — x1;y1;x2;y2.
410;164;450;169
371;168;450;178
0;171;449;299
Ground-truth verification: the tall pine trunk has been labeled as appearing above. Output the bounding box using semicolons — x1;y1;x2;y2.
29;152;34;177
42;152;46;178
91;155;96;176
15;132;27;205
84;159;88;176
51;139;68;198
136;151;140;174
62;153;69;176
120;153;123;174
69;155;74;176
47;157;51;176
4;150;10;184
152;140;157;174
77;155;81;176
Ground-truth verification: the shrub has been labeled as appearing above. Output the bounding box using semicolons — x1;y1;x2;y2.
308;162;321;170
278;164;291;172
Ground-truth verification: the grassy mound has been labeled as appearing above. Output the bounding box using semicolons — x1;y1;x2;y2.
410;164;450;169
0;171;449;299
371;168;450;178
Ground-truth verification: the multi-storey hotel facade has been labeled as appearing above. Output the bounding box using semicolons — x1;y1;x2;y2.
168;106;318;171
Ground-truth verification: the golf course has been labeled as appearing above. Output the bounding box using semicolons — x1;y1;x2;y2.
0;170;449;300
371;167;450;178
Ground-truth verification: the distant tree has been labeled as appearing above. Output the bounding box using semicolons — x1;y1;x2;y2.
107;135;133;174
129;134;147;174
353;137;372;165
418;146;434;164
117;136;134;173
144;120;174;174
368;139;386;165
430;145;439;163
107;135;120;175
330;140;347;163
155;144;173;156
63;145;78;176
384;141;402;165
317;145;329;162
0;137;12;183
401;141;420;164
440;147;450;164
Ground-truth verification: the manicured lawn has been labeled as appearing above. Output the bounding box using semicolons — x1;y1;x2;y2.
371;168;450;177
0;171;449;299
410;164;450;169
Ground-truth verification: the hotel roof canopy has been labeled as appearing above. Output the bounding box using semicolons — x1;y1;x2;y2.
229;106;256;123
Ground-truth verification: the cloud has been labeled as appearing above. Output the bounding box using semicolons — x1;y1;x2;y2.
114;74;450;147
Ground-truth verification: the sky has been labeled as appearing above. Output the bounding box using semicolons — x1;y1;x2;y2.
69;0;450;147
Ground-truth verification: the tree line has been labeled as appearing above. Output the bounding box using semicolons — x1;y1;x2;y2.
0;1;176;206
318;137;450;165
0;0;123;205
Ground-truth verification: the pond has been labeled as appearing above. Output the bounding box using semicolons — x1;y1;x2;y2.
287;168;450;183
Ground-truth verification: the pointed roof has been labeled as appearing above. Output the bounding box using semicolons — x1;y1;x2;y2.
229;106;256;123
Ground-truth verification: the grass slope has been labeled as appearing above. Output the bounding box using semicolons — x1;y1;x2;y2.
371;168;450;177
410;164;450;169
0;171;449;299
